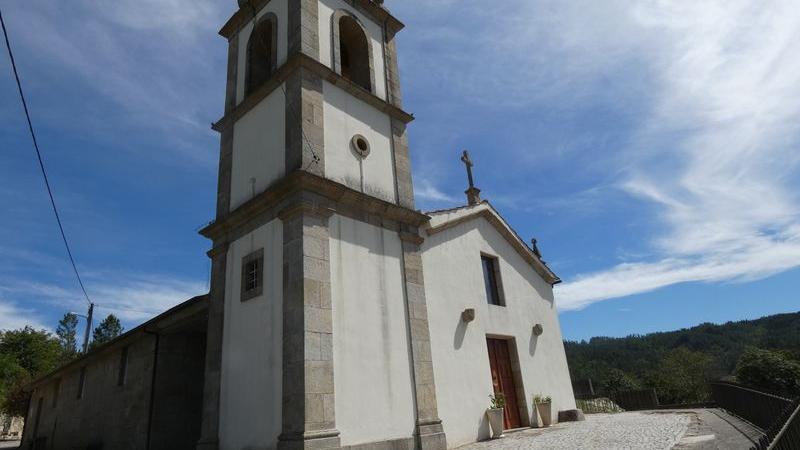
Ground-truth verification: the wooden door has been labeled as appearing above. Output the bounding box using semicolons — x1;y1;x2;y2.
486;338;521;429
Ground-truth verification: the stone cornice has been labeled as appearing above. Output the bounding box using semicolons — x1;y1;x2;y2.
219;0;404;40
211;53;414;134
426;208;562;286
200;171;430;242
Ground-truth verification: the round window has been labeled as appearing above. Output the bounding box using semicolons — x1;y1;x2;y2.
351;134;371;159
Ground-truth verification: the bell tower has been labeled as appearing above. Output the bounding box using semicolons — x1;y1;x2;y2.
197;1;446;450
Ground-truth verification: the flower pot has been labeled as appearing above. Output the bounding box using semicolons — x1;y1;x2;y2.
536;402;552;428
486;408;505;438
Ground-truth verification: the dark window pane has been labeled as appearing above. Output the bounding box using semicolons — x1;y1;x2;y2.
118;347;129;387
246;20;274;95
338;16;371;91
241;249;264;302
77;367;86;399
482;256;502;305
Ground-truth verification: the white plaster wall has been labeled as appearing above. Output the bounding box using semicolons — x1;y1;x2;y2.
323;81;396;203
236;0;289;105
329;215;416;446
422;218;576;449
230;85;286;211
318;0;388;100
220;219;284;450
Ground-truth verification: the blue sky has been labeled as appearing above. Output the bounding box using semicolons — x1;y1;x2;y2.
1;0;799;341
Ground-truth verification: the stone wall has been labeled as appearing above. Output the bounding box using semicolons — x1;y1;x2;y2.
149;331;207;450
21;307;207;450
23;335;155;449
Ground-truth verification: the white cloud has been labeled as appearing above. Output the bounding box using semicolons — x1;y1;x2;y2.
0;272;207;326
393;0;800;309
416;178;459;204
2;0;229;164
90;276;207;322
553;0;800;309
0;300;48;331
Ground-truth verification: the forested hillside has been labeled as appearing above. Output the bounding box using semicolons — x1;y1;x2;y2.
565;311;800;404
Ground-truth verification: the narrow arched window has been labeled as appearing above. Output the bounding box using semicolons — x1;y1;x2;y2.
338;15;372;92
246;16;277;96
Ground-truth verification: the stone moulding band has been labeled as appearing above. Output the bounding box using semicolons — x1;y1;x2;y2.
278;429;341;442
211;53;415;134
200;171;430;244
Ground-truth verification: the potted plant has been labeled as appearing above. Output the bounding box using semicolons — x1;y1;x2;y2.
534;394;552;428
486;394;506;439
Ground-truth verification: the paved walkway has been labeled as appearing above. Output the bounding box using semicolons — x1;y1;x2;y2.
0;441;19;449
457;409;759;450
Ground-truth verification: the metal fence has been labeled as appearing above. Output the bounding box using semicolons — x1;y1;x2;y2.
710;381;793;430
612;389;660;411
768;401;800;450
709;381;800;450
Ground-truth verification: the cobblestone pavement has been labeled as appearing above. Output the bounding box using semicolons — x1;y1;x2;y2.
459;412;691;450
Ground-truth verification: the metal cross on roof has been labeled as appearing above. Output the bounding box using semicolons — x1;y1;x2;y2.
461;150;482;205
461;150;475;189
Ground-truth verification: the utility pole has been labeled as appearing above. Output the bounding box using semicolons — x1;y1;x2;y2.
82;303;94;353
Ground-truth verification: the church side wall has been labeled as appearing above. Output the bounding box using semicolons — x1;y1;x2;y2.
219;219;284;450
328;215;416;446
322;81;396;204
230;86;287;211
149;331;207;450
422;218;576;449
23;337;156;450
235;0;289;105
318;0;388;101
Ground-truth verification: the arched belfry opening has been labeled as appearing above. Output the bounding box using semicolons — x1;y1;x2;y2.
245;14;278;96
336;14;372;92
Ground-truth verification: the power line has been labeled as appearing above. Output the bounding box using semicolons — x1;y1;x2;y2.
1;8;92;306
96;304;159;316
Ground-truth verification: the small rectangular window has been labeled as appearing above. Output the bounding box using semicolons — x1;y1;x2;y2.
77;367;86;400
118;346;129;387
52;378;60;408
241;249;264;302
482;255;504;306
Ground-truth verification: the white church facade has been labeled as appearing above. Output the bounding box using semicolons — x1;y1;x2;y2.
21;1;577;449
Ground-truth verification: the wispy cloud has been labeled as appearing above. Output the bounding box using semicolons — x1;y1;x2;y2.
0;271;206;328
2;0;229;165
554;1;800;310
416;178;459;205
394;0;800;310
0;299;48;331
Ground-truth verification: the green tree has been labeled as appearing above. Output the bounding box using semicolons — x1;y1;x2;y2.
599;368;641;396
646;347;713;405
56;313;80;359
90;315;124;349
0;327;61;416
0;327;62;376
735;347;800;396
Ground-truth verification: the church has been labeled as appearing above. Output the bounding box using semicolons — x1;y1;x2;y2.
21;1;577;449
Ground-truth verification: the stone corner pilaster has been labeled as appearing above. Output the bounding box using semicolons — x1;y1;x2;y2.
280;203;339;450
196;243;230;450
399;231;447;450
